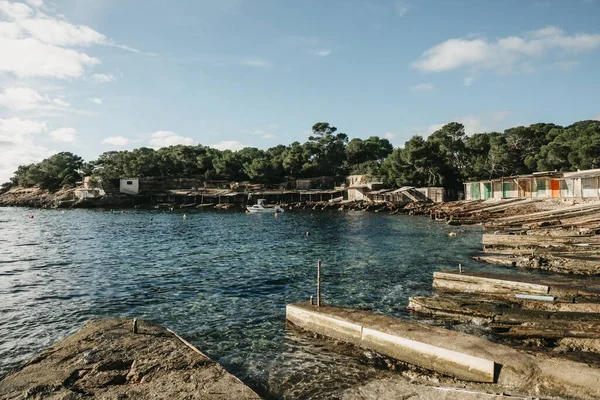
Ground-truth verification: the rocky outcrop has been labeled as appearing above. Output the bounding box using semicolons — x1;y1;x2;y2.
0;187;132;209
0;318;260;399
0;187;75;208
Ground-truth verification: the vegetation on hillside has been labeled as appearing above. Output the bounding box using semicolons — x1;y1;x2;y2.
3;120;600;193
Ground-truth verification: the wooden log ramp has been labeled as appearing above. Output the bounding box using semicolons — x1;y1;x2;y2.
286;302;600;399
432;270;600;299
474;252;600;275
408;295;600;333
413;270;600;354
485;203;600;230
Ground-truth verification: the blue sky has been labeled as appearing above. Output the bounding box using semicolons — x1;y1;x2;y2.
1;0;599;182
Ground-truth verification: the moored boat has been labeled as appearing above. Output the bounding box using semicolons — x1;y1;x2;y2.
246;199;285;213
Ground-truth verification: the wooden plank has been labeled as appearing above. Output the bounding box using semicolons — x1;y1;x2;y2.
482;234;600;247
433;271;549;294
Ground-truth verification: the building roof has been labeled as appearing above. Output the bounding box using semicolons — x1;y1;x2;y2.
369;189;394;195
563;169;600;179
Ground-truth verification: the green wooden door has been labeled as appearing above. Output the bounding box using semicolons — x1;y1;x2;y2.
483;183;492;199
537;179;546;196
470;183;480;200
502;182;511;198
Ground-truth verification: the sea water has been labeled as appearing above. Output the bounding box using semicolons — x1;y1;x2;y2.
0;207;493;398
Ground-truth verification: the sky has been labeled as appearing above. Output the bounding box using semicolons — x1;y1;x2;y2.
1;0;600;182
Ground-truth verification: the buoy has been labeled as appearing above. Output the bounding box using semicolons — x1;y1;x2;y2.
121;210;125;214
274;212;278;218
183;214;187;220
29;215;34;219
306;231;310;236
448;232;457;237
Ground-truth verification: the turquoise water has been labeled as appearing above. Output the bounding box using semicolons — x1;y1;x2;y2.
0;207;489;398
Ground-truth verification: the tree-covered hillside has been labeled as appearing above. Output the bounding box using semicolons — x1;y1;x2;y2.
3;120;600;193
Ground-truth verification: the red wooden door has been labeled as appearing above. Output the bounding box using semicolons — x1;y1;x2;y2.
551;179;560;198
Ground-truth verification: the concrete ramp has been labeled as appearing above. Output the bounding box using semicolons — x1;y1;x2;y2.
286;303;600;399
286;303;496;383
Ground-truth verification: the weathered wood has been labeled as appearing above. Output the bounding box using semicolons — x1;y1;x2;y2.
482;234;600;248
409;295;600;333
487;204;600;228
493;326;600;339
433;271;550;295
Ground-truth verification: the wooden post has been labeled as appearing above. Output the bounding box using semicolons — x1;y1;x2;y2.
317;260;322;307
459;263;463;273
133;318;138;334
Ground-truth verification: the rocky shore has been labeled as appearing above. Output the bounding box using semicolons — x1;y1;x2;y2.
0;187;135;209
0;318;260;400
0;186;423;213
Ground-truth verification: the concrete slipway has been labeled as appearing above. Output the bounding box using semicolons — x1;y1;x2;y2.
286;302;600;399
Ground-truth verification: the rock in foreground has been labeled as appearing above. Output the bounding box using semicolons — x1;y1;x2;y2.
0;318;260;399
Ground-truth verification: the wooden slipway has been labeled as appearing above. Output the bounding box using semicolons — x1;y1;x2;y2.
482;233;600;248
433;271;549;295
433;270;600;299
286;303;600;399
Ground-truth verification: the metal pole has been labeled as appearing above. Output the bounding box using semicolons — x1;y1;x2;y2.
317;260;322;307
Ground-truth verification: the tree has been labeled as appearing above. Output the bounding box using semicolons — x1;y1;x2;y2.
282;142;308;177
346;136;393;174
382;136;446;188
304;122;348;176
10;152;83;190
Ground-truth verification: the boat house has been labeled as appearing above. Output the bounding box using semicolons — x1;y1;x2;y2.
463;169;600;201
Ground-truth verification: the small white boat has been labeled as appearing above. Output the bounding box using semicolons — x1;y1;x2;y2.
247;199;285;213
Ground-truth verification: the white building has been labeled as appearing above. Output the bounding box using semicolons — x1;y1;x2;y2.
120;178;139;195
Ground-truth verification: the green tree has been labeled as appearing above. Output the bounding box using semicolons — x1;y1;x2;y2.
305;122;348;176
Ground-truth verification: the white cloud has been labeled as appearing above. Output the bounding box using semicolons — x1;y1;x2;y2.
0;116;51;182
0;116;46;136
594;114;600;121
0;1;33;20
88;97;103;105
316;49;331;57
0;2;143;79
211;140;245;151
383;132;396;140
49;127;76;142
25;0;43;7
262;133;276;139
91;73;116;83
149;130;193;147
410;83;434;92
0;37;99;78
16;18;106;47
412;26;600;74
0;86;44;110
240;58;271;68
394;0;410;16
0;87;71;111
52;97;69;107
102;136;129;146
